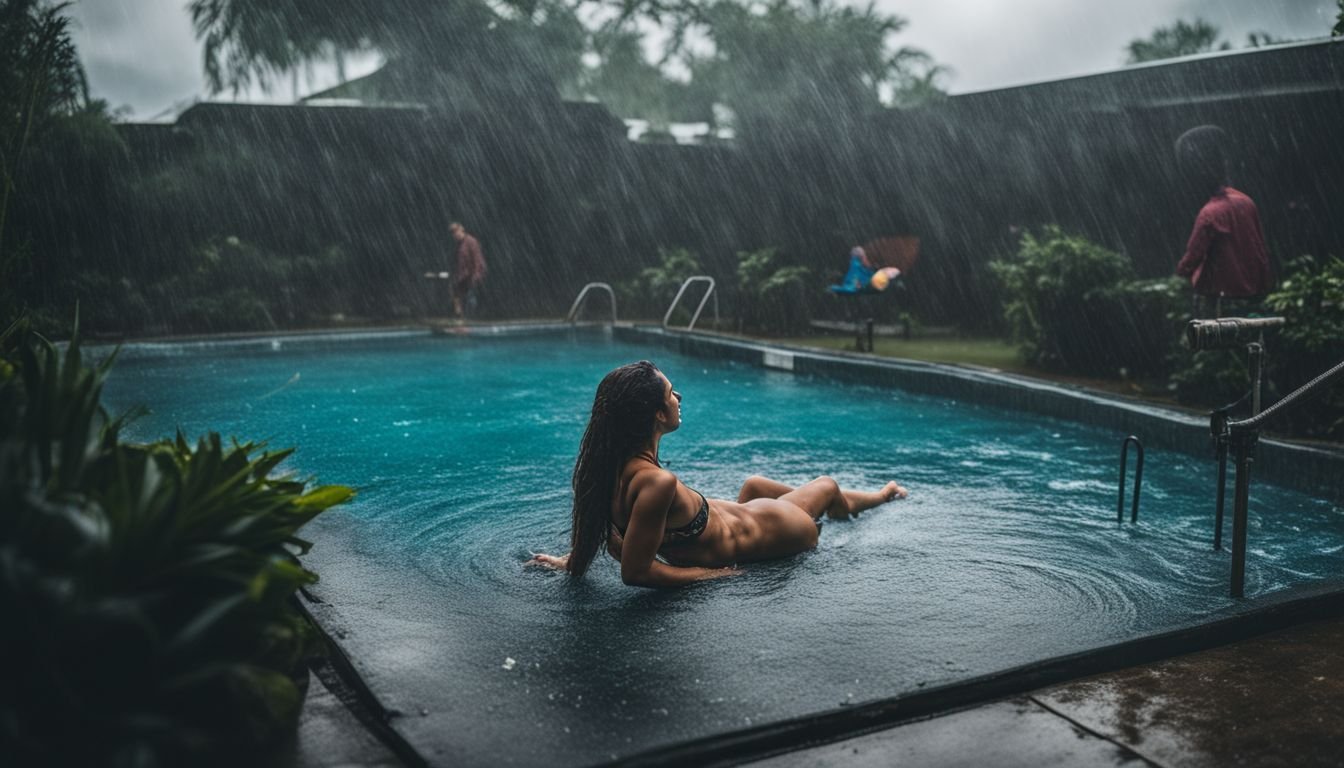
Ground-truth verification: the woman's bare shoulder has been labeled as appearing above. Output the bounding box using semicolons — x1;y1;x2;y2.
626;463;678;498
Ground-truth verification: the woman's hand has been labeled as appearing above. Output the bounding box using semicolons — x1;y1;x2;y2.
527;552;570;571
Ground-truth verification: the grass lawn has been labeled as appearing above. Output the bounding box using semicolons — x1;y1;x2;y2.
773;334;1032;372
768;332;1187;406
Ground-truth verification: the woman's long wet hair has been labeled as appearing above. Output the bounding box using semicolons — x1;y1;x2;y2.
568;361;667;577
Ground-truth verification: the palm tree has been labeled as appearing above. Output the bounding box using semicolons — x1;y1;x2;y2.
1125;18;1230;64
188;0;587;117
688;0;941;142
1;0;109;320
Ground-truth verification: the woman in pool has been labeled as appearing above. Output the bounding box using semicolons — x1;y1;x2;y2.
530;361;907;588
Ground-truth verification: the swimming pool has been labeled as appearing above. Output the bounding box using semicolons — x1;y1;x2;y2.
100;328;1344;766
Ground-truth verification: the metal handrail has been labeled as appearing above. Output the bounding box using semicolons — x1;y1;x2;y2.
1219;355;1344;598
565;282;617;325
1117;435;1144;525
662;276;719;332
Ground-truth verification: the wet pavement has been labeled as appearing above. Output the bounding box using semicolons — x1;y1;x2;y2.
266;665;401;768
751;618;1344;768
282;614;1344;766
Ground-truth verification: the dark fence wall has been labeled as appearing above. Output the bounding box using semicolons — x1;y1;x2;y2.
863;40;1344;325
77;39;1344;327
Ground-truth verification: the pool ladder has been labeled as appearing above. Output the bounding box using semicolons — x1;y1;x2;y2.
1116;435;1143;525
663;276;719;332
566;282;617;325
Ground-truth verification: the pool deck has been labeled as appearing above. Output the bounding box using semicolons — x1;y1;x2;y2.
750;615;1344;768
279;614;1344;767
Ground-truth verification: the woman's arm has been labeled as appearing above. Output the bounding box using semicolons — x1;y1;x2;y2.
619;470;735;589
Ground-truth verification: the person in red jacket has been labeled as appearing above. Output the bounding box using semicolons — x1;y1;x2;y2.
450;221;487;319
1173;126;1272;318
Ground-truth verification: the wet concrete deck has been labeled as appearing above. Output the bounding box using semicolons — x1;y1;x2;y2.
751;617;1344;768
282;615;1344;767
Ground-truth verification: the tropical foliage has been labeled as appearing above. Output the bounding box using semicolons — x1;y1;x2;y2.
688;0;943;137
581;25;715;126
991;227;1182;377
1125;18;1230;63
189;0;587;116
0;318;353;765
188;0;946;135
0;0;123;325
1265;255;1344;437
621;247;702;320
736;246;811;334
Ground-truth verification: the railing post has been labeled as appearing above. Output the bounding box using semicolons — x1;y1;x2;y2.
1117;436;1143;525
1209;408;1229;551
1214;437;1228;550
1228;429;1257;598
1248;342;1264;416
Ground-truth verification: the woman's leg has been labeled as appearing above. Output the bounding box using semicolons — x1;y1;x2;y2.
737;475;795;502
740;475;906;516
776;476;850;520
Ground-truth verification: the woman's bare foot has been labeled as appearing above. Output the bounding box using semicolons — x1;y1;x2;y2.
882;481;908;501
835;481;908;518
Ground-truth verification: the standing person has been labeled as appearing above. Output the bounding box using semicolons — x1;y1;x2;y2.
529;361;907;587
1173;126;1272;318
450;221;487;319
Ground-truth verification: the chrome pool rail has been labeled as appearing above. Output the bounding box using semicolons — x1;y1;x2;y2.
1117;435;1144;525
566;282;617;325
1219;354;1344;598
663;276;719;332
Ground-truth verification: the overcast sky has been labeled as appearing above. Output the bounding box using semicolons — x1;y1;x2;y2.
70;0;1338;121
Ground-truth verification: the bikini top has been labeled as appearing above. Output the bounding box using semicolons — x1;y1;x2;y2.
613;487;710;546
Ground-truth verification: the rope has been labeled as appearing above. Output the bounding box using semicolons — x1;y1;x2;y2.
1229;357;1344;433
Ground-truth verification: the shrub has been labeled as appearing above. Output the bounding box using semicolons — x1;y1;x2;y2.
622;247;703;321
138;237;358;333
1169;348;1255;407
0;317;353;765
1265;255;1344;437
735;246;811;334
991;227;1180;377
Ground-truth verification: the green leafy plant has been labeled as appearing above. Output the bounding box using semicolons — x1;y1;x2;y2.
0;317;353;765
1168;348;1253;407
736;246;811;334
622;247;703;320
1264;255;1344;437
991;226;1178;377
1267;255;1344;355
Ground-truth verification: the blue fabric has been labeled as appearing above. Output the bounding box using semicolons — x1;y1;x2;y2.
828;254;877;295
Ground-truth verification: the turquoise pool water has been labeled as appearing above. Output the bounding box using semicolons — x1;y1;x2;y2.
100;330;1343;764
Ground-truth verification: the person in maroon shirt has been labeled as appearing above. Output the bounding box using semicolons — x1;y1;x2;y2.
1173;126;1272;318
450;221;487;319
